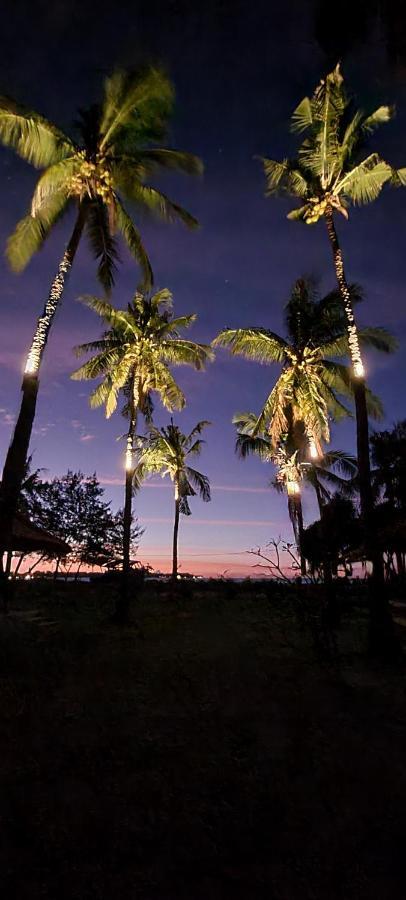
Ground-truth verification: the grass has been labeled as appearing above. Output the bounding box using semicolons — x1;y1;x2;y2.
1;581;406;898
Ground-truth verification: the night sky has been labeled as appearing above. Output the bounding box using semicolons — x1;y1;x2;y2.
1;0;406;575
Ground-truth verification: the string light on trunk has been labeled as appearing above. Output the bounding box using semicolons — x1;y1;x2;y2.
125;435;133;471
353;360;365;378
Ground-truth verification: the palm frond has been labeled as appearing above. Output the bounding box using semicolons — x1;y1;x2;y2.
321;450;358;477
335;154;392;205
291;96;314;132
261;157;309;198
213;328;288;364
365;388;384;421
151;362;186;411
125;182;199;229
115;200;153;290
6;191;69;271
286;205;309;221
31;158;77;214
186;466;211;502
186;420;211;445
359;326;398;354
71;348;122;381
86;199;119;292
160;339;214;369
100;67;173;151
235;430;273;461
0;96;73;166
362;105;394;134
78;295;136;335
138;148;203;176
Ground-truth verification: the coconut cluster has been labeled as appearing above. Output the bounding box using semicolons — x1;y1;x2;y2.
68;152;113;201
304;197;329;224
304;193;349;225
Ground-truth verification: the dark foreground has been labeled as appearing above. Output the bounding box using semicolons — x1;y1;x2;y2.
1;581;406;899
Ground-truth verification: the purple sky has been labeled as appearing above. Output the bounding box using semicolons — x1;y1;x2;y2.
1;0;406;574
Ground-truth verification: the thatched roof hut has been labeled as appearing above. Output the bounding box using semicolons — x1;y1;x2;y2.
6;513;71;556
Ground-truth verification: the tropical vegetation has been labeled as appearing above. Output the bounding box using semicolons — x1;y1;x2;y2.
0;66;202;558
71;290;213;615
136;420;211;578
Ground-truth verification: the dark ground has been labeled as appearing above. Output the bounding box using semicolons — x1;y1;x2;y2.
1;580;406;899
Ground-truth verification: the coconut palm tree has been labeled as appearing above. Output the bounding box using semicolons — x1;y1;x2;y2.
259;64;403;600
137;420;211;578
214;278;394;458
0;66;202;556
71;290;213;616
235;411;357;576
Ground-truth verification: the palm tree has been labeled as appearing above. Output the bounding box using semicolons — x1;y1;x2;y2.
214;278;394;458
259;64;403;601
137;420;211;578
0;66;202;555
235;411;357;576
71;290;213;615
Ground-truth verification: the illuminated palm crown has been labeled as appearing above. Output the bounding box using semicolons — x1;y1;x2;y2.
0;67;202;289
215;278;395;456
71;289;213;419
260;63;405;227
136;420;211;515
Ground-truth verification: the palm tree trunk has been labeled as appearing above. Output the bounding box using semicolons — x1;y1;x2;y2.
172;482;180;579
0;207;86;570
115;379;139;623
13;553;25;579
324;208;394;652
314;476;337;618
288;494;306;577
4;550;12;578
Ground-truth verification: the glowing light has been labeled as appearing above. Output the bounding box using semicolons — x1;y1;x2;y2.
125;431;133;471
24;251;72;376
309;440;319;460
287;480;300;496
353;360;365;378
24;357;39;376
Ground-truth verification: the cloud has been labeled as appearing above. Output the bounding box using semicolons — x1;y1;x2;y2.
80;433;95;442
98;474;268;494
0;410;15;426
141;516;273;527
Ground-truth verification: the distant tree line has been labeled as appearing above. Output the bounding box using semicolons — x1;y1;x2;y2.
9;468;143;579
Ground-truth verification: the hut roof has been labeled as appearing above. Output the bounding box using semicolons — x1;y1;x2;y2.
7;513;71;556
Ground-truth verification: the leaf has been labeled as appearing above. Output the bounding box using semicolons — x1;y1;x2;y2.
123;182;199;229
115;201;153;290
287;204;308;221
100;67;173;151
336;154;392;205
31;158;77;215
160;339;214;369
291;96;313;132
213;328;288;364
86;200;120;292
138;148;203;176
362;105;394;134
0;95;73;167
391;166;406;187
7;189;69;271
186;466;211;502
359;326;398;354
